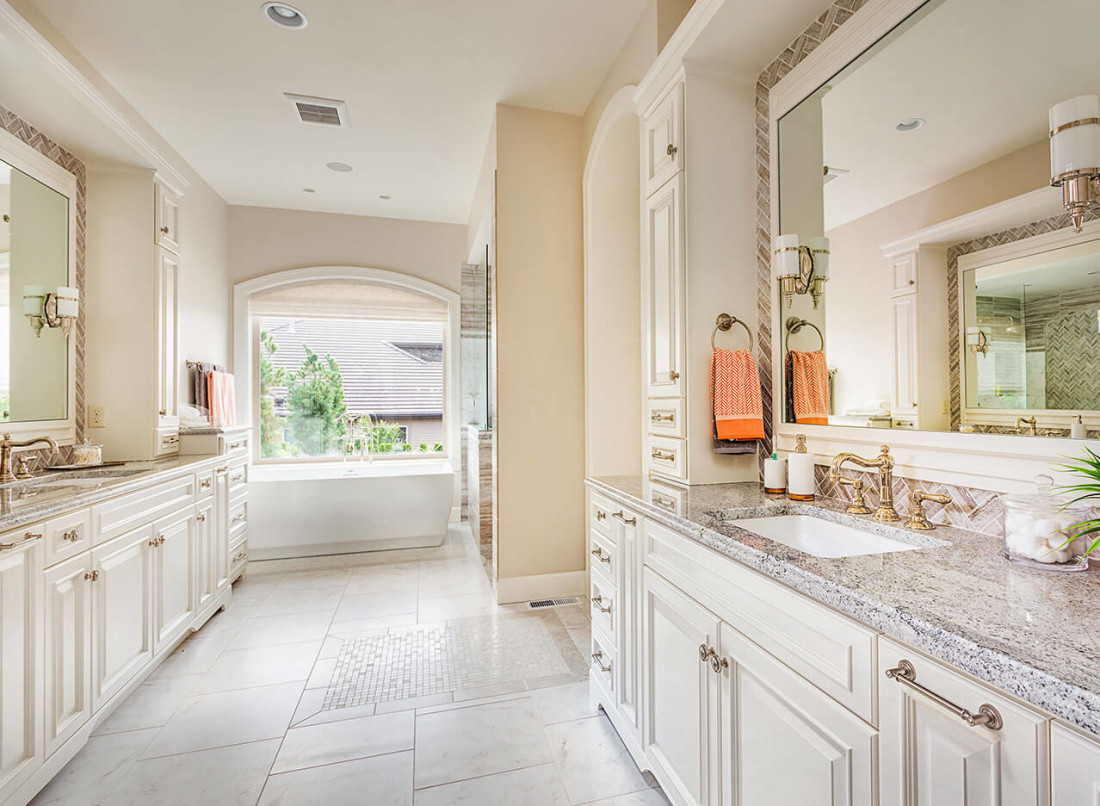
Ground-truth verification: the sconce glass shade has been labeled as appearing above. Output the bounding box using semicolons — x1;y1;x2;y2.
773;234;801;279
1050;95;1100;180
22;285;44;316
806;236;830;279
56;286;79;318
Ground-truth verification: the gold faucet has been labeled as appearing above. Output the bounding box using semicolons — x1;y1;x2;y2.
905;490;952;530
829;445;900;522
0;434;59;483
1015;416;1038;436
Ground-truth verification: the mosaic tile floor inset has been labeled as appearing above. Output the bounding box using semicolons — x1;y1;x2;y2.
323;613;582;710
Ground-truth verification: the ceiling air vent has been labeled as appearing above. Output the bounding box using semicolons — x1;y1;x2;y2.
285;93;349;128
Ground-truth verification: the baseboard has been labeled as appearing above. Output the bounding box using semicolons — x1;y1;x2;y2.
495;569;587;604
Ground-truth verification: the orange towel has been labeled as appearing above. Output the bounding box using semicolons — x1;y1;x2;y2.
710;349;765;441
787;350;829;425
207;371;237;428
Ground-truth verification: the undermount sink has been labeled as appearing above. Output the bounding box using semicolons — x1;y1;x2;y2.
734;515;930;558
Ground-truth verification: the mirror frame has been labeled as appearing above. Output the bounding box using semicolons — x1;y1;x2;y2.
767;0;1097;494
0;126;78;446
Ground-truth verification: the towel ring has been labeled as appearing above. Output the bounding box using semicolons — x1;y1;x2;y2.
711;313;754;352
785;317;824;351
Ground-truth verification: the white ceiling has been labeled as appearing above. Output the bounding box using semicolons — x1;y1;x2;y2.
25;0;649;224
811;0;1100;230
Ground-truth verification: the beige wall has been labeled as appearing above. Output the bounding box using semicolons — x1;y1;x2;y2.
228;205;464;295
826;139;1048;416
494;103;584;588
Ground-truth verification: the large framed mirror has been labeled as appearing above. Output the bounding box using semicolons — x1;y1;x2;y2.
0;127;77;444
768;0;1100;488
774;0;1100;433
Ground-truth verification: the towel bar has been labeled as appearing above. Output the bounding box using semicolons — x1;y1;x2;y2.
711;313;754;351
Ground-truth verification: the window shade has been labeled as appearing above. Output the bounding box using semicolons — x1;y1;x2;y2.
249;280;447;322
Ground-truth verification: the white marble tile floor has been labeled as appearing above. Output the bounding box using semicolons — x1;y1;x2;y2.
29;523;667;806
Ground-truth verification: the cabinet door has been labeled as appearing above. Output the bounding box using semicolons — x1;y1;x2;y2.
614;509;642;743
644;173;685;398
891;295;919;415
92;526;154;711
879;639;1049;806
43;553;93;757
0;539;42;802
719;623;876;806
214;467;231;594
152;512;195;654
642;568;720;806
155;247;180;428
155;181;181;254
1051;722;1100;805
644;80;684;196
195;500;217;612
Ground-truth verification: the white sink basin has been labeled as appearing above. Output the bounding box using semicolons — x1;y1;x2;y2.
734;515;927;558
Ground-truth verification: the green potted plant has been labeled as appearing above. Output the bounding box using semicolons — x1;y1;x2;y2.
1057;446;1100;561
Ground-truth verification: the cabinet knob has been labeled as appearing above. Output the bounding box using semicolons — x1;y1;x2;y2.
666;143;678;157
668;370;680;382
596;510;606;522
84;570;99;582
159;409;167;416
160;226;170;234
62;529;80;543
196;513;206;522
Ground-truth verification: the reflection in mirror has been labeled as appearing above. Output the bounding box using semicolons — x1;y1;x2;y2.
0;157;69;423
776;0;1100;437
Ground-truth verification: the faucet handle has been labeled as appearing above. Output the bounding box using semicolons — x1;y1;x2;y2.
905;489;952;530
836;475;873;515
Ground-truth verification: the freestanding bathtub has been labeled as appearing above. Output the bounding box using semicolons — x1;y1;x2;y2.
248;459;455;560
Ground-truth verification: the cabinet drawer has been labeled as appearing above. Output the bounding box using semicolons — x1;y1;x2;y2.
643;79;684;196
196;469;215;499
43;508;93;567
155;428;180;457
220;432;249;456
589;575;616;646
228;499;248;532
879;637;1050;806
590;630;616;694
646;435;686;480
643;518;877;723
589;528;617;585
647;398;684;438
228;463;248;494
646;479;685;516
93;476;196;545
229;545;248;576
589;492;614;537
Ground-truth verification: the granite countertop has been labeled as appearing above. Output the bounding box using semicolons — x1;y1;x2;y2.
587;475;1100;737
0;455;221;532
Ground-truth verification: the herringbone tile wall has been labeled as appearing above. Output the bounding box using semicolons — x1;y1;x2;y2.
0;104;86;464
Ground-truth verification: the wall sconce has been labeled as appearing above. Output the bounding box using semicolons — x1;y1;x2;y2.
967;326;988;357
1050;95;1100;233
773;234;829;309
24;285;78;338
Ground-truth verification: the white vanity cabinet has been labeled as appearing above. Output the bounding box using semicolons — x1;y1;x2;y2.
154;179;181;255
878;637;1050;806
42;553;93;757
151;510;195;654
643;79;684;196
0;537;43;805
641;567;721;806
1050;722;1100;804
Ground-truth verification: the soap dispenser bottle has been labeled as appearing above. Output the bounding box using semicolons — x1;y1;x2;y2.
1071;415;1087;440
787;434;816;502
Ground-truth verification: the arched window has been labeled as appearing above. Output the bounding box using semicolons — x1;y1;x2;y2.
234;267;459;463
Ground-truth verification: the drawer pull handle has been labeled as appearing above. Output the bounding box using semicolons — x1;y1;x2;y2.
84;570;99;582
652;493;675;511
590;594;612;614
230;473;245;483
200;479;212;489
612;511;637;526
591;651;612;673
666;143;678;157
232;551;247;563
651;411;674;423
596;510;606;522
228;441;244;450
590;547;611;565
62;529;81;543
217;466;229;474
886;660;1003;731
232;511;247;524
651;449;675;462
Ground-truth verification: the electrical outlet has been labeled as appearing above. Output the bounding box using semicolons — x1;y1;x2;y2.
942;399;949;415
88;405;105;428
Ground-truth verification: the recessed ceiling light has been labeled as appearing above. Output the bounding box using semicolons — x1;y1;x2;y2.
326;161;353;173
262;3;308;29
303;188;315;193
895;117;925;132
379;195;391;200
